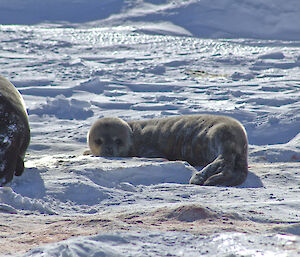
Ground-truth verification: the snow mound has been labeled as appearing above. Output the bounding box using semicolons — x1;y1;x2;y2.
23;230;300;257
0;186;54;214
250;132;300;162
155;204;218;222
7;156;197;214
5;154;264;215
29;95;93;120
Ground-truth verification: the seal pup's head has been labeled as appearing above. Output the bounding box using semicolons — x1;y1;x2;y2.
88;117;132;157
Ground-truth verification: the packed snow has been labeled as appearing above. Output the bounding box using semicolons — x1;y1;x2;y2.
0;0;300;256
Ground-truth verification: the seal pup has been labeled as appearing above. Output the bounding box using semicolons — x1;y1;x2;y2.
0;75;30;185
87;115;248;186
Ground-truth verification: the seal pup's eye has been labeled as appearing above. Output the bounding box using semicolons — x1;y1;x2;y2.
94;139;103;145
115;138;122;146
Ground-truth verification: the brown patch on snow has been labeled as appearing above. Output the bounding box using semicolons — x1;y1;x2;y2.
160;204;218;222
0;204;298;256
116;204;270;235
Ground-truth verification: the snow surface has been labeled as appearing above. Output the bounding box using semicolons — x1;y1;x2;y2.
0;0;300;256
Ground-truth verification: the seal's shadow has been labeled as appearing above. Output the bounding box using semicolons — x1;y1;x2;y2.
12;167;47;198
236;171;263;188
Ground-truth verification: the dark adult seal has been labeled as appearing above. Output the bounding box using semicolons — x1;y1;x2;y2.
0;75;30;185
87;115;248;186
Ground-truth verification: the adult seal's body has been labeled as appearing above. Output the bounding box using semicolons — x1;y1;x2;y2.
88;115;248;186
0;75;30;185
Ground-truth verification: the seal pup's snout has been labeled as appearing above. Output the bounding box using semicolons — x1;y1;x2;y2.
101;144;115;157
100;134;118;157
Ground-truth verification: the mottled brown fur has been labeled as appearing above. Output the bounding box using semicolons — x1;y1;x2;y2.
88;115;248;186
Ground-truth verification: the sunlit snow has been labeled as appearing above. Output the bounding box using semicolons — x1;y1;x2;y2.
0;0;300;256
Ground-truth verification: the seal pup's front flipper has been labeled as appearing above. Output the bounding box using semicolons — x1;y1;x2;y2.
15;155;25;176
0;146;17;186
